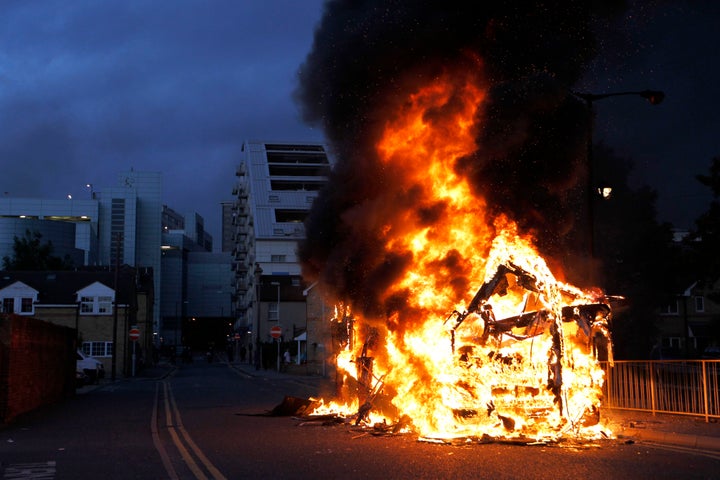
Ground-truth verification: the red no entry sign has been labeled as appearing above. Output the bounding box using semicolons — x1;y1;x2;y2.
270;325;282;339
129;327;140;341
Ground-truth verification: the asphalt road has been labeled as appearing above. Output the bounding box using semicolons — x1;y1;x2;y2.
1;360;719;480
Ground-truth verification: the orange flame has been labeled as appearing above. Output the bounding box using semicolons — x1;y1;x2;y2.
315;71;611;442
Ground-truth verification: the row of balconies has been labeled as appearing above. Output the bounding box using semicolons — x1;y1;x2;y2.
233;180;249;200
231;209;249;226
231;252;254;274
233;272;257;312
271;225;304;237
233;224;249;238
232;201;249;215
232;243;249;261
232;180;249;199
237;279;248;292
232;260;249;273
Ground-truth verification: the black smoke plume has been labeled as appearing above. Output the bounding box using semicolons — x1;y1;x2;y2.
295;0;628;317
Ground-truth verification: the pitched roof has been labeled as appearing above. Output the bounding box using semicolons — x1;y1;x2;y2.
0;267;139;305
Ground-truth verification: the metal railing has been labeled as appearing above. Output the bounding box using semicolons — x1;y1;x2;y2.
601;360;720;422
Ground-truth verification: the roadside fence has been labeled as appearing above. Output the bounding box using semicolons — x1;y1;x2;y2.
601;359;720;422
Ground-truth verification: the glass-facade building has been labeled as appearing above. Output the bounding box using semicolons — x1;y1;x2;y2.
0;198;99;266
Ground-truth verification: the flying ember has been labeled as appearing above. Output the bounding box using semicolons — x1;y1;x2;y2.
309;71;614;443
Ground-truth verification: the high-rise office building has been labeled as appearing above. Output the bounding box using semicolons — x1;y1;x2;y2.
161;213;231;349
220;201;235;253
97;170;163;331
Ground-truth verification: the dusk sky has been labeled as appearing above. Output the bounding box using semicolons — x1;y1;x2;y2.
1;1;717;246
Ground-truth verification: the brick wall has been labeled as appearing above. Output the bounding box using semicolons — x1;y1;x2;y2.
0;313;75;424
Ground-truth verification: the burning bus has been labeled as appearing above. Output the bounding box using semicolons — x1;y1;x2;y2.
311;242;616;443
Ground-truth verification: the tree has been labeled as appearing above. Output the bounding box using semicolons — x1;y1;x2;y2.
684;156;720;301
696;155;720;197
592;144;683;359
2;229;74;271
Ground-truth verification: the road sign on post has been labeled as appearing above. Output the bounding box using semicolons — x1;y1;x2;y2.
129;326;140;377
270;325;282;339
129;327;140;341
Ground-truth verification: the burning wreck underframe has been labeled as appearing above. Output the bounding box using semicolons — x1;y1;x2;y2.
291;261;617;445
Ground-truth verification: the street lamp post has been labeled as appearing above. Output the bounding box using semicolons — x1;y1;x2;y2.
254;264;263;370
175;302;180;347
572;89;664;261
174;300;188;348
271;281;281;372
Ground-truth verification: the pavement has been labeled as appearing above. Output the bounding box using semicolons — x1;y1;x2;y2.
87;358;720;453
603;407;720;451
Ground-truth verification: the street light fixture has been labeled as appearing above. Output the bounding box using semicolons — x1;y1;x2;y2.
572;89;665;261
573;90;665;105
598;186;613;199
270;281;281;372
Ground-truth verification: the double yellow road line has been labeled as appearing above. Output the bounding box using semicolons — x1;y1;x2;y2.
151;381;227;480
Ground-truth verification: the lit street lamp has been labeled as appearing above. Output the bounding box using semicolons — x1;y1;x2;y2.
572;89;665;260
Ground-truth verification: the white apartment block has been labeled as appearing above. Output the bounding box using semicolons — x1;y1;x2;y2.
231;140;331;348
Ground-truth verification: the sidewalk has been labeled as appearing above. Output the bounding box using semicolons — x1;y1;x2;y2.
604;408;720;451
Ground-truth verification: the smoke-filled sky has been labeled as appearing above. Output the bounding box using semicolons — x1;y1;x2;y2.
296;0;720;313
0;0;717;249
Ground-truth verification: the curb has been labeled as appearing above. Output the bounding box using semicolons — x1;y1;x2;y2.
626;429;720;451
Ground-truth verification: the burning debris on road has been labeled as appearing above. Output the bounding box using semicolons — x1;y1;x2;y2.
300;252;618;444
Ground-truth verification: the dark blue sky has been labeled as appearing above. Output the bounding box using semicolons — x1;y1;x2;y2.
0;1;717;245
0;1;326;243
577;0;719;230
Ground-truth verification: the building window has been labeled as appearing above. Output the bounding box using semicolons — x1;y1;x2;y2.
82;342;113;357
270;180;324;191
1;297;35;315
98;296;113;314
80;296;114;315
110;198;125;265
695;296;705;313
268;303;279;321
21;298;33;313
275;209;309;223
2;298;14;314
80;296;92;313
660;300;679;315
662;337;683;349
268;164;331;176
271;255;286;262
